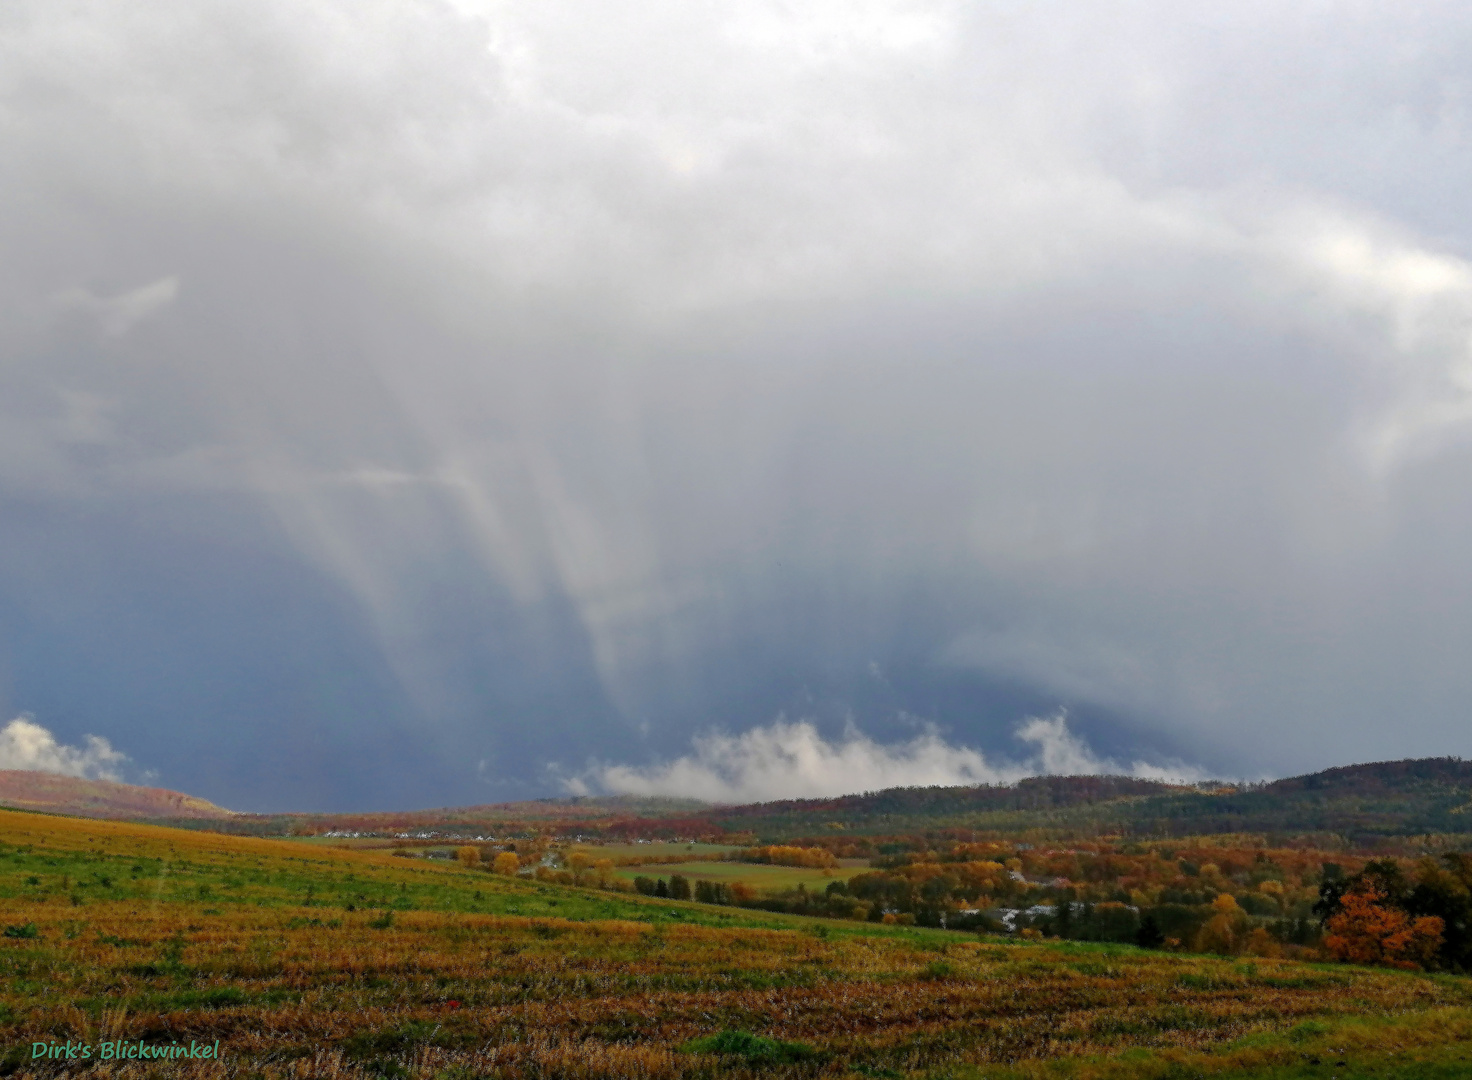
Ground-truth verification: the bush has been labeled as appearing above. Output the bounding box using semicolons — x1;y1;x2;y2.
2;923;38;939
492;851;519;876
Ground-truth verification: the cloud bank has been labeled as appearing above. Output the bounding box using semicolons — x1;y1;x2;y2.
565;713;1205;803
0;717;131;782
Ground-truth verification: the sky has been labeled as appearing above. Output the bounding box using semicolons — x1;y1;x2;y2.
2;1;1471;811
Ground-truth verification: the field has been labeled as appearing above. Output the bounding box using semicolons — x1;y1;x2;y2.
611;860;865;893
565;844;740;861
2;809;1472;1078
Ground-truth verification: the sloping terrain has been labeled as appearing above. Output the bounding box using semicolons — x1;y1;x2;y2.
229;757;1472;849
1;808;1470;1078
27;755;1472;852
0;770;233;820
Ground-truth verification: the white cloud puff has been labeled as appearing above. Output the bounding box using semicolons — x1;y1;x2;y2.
563;711;1204;803
0;716;132;782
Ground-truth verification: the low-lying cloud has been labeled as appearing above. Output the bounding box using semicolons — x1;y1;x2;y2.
0;717;132;782
563;712;1205;803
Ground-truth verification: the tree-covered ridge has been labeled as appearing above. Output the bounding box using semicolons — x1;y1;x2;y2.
625;758;1472;846
141;756;1472;852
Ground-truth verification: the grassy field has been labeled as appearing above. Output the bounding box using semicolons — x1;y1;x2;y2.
567;843;740;860
610;859;858;892
2;809;1471;1077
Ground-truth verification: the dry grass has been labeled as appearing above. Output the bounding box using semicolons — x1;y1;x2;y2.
1;810;1470;1078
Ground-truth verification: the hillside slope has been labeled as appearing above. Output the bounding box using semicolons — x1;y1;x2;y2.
0;769;234;819
677;758;1472;845
1;807;1470;1078
22;756;1472;851
372;757;1472;846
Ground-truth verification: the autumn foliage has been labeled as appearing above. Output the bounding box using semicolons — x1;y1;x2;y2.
738;845;837;868
1324;885;1444;970
492;851;520;875
2;807;1472;1077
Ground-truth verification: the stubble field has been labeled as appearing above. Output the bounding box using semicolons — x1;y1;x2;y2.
1;810;1471;1078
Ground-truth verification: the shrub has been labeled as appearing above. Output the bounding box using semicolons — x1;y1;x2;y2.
492;851;520;876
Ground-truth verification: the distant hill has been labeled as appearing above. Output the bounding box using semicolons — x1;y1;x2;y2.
65;756;1472;852
1265;756;1472;795
0;770;234;820
1119;757;1472;845
154;794;712;838
671;759;1472;847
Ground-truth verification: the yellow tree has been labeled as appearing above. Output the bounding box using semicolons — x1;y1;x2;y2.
492;851;520;876
1194;894;1248;955
567;851;592;884
455;846;480;869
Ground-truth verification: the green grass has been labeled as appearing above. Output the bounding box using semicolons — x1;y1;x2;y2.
0;807;969;948
4;809;1472;1078
570;842;741;859
613;859;849;892
680;1029;822;1064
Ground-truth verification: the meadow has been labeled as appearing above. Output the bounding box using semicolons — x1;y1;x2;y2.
611;861;863;894
2;809;1471;1078
565;845;740;862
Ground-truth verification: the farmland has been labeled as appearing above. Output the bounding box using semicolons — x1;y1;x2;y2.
565;844;739;861
1;809;1471;1077
611;859;861;893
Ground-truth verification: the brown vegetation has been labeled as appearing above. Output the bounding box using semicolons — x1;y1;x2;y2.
0;771;233;820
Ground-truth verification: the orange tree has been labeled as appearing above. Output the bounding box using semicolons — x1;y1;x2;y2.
1317;855;1471;971
1323;884;1443;970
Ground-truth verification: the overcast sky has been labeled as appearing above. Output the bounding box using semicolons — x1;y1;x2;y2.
2;1;1471;810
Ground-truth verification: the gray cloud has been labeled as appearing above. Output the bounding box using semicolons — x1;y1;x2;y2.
52;277;179;339
2;1;1471;807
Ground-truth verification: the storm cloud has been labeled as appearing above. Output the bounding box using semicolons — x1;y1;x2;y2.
2;1;1470;809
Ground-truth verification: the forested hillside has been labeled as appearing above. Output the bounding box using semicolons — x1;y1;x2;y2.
142;757;1472;853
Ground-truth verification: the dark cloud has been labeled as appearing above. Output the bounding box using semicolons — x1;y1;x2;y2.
1;1;1470;808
